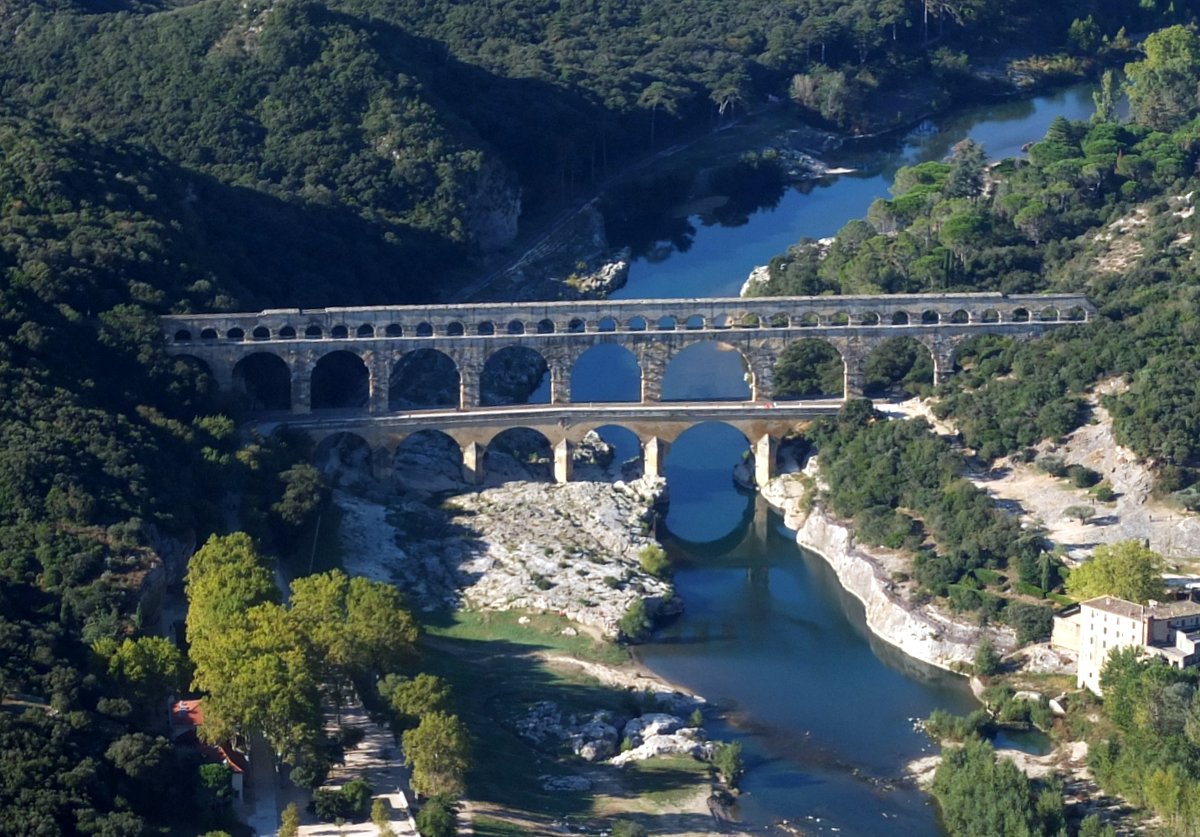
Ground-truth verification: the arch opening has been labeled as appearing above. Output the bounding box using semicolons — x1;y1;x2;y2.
390;349;460;411
568;318;587;333
662;422;754;543
797;312;819;327
233;353;291;412
657;315;677;331
891;311;910;326
385;324;403;337
773;339;845;400
478;321;496;336
863;337;934;398
201;328;218;340
598;316;617;333
628;316;648;332
860;312;881;326
446;322;465;337
357;323;375;338
950;309;969;324
980;309;1001;323
685;315;705;330
279;326;297;339
417;322;434;337
830;311;850;326
768;313;789;328
227;327;245;341
484;428;554;484
506;320;526;335
1038;307;1059;322
582;426;643;481
331;325;349;339
1063;307;1086;322
311;350;369;410
536;319;555;334
252;326;270;341
481;346;550;406
1011;308;1030;323
304;325;323;339
662;342;751;402
571;344;642;403
174;329;192;342
920;310;939;325
393;430;464;493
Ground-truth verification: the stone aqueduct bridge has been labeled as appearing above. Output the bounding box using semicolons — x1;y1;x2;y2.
162;292;1096;486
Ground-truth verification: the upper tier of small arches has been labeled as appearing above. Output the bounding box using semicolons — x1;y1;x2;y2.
169;304;1092;344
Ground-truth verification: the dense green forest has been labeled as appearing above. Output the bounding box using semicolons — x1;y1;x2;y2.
5;0;1200;831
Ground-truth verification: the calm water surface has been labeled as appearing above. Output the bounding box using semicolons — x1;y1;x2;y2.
597;85;1099;834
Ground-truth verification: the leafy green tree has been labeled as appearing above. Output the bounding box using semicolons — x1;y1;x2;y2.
1125;25;1200;130
380;673;453;729
414;795;456;837
974;637;1001;677
712;741;744;789
93;635;188;710
1066;541;1167;603
403;712;471;798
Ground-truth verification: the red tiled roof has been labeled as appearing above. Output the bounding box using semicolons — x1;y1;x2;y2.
171;699;204;729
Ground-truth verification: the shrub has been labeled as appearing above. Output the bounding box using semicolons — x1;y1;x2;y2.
638;544;671;579
1093;482;1116;502
611;821;649;837
415;795;456;837
974;637;1001;677
1036;455;1067;477
618;599;651;642
1006;601;1054;645
712;741;744;789
1067;464;1101;488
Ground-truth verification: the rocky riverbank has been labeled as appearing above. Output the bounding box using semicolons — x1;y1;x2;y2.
761;462;1015;673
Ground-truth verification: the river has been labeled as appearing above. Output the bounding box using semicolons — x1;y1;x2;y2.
594;83;1099;835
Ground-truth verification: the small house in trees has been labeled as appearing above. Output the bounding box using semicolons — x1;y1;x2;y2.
168;698;248;800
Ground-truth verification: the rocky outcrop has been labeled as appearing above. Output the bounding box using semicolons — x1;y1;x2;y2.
336;477;679;637
739;265;770;297
464;159;521;252
566;248;631;298
762;473;1014;672
513;701;710;766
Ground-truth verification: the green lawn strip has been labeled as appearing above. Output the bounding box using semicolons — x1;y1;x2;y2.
617;757;712;807
471;815;532;837
426;609;629;666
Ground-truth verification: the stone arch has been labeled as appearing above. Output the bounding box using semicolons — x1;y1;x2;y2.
201;328;218;340
1062;306;1087;322
356;323;375;338
304;324;323;339
174;329;192;342
797;312;819;327
392;430;464;493
773;338;845;400
313;432;374;485
657;315;677;330
710;314;732;329
568;317;587;333
227;327;245;341
740;313;760;328
484;427;554;484
863;336;934;397
478;321;496;336
597;316;618;332
252;326;271;341
385;324;403;337
446;321;465;337
571;344;642;403
506;320;526;335
481;346;550;406
390;349;460;411
685;314;705;330
662;341;752;401
311;350;369;410
628;316;648;331
767;313;789;328
582;425;644;479
662;422;757;542
331;325;349;339
1038;307;1059;322
536;318;555;334
949;309;969;324
172;354;214;384
859;311;881;325
417;322;435;337
980;309;1001;323
891;311;910;325
1011;307;1030;323
279;325;297;339
920;310;939;325
829;311;851;326
232;352;291;411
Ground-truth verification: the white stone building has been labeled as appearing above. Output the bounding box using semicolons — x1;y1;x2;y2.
1069;596;1200;694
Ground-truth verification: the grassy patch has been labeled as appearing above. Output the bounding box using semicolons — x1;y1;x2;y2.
426;609;629;666
620;757;711;807
472;815;533;837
